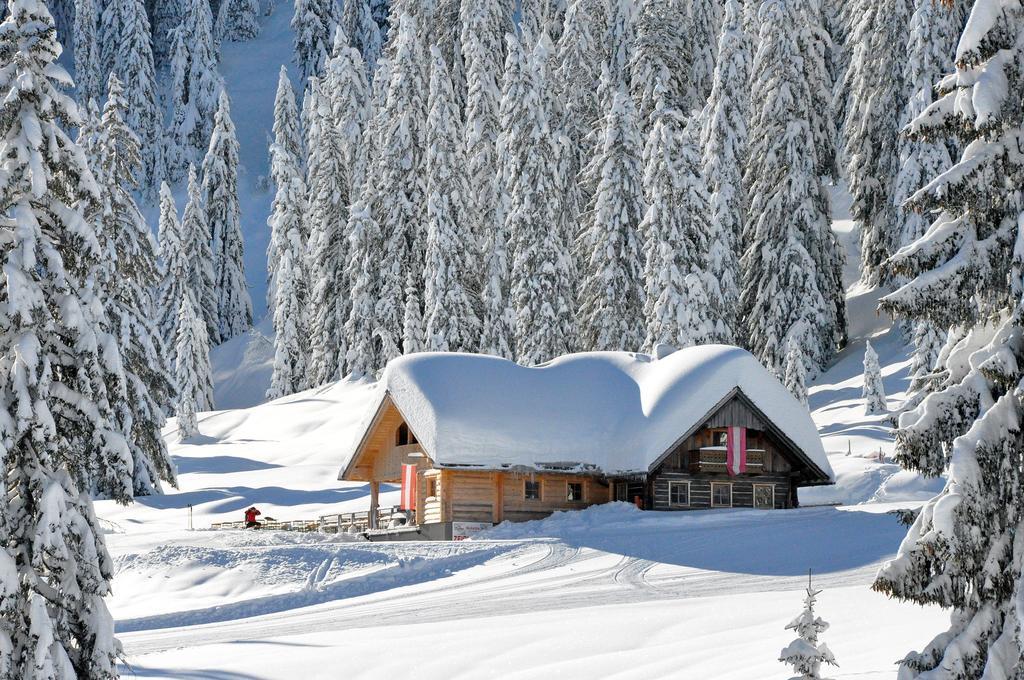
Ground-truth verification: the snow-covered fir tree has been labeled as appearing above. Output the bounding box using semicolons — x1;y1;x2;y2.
841;0;913;286
306;32;369;384
797;0;838;181
90;74;177;495
167;0;222;181
870;12;1024;668
267;242;308;400
343;198;383;376
368;13;428;364
150;0;182;65
784;333;809;406
157;182;187;365
202;90;253;344
402;268;424;355
579;87;647;352
641;104;718;350
508;33;577;365
896;0;957;252
182;164;219;341
862;340;886;415
291;0;336;83
779;578;837;679
479;32;527;360
599;0;636;106
216;0;261;43
689;0;719;105
74;0;102;105
906;319;943;394
266;66;305;310
700;0;748;344
0;2;129;674
741;0;834;377
105;0;163;193
553;0;605;229
423;46;480;353
460;0;504;269
174;292;213;440
340;0;382;77
629;0;691;122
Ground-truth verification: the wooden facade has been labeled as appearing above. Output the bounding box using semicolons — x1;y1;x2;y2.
340;388;829;536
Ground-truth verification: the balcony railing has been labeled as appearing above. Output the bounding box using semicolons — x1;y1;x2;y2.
690;447;765;474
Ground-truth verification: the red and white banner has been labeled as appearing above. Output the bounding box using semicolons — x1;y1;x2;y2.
400;464;417;510
726;426;747;477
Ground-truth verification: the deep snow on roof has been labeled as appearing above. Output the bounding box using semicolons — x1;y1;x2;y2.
346;345;833;480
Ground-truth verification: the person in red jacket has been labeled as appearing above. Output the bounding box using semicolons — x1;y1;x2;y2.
244;506;262;529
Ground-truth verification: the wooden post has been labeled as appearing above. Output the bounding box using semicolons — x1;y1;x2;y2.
492;472;503;524
369;481;379;529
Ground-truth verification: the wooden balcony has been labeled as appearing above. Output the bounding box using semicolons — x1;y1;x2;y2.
690;447;765;474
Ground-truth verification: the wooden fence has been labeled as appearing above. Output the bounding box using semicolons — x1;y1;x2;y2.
209;506;411;533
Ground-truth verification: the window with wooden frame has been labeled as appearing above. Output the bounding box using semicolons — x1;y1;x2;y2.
426;477;438;499
524;480;541;500
753;484;774;510
711;482;732;508
566;482;584;502
668;481;690;507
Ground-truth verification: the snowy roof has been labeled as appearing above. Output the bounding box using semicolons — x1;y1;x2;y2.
341;346;833;482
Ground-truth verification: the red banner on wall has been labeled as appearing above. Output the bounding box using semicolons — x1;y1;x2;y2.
400;464;417;510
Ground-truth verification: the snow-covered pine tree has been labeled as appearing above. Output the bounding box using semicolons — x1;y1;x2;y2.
689;0;719;104
106;0;164;193
202;90;252;344
480;32;527;360
306;32;369;384
157;182;188;365
862;340;886;415
599;0;636;106
266;66;305;310
797;0;838;181
700;0;748;344
423;46;479;353
641;104;718;350
340;0;382;77
91;74;177;494
167;0;222;181
741;0;833;377
291;0;337;83
0;2;129;673
267;240;308;399
895;0;957;257
906;319;943;394
402;268;424;354
579;87;647;352
629;0;691;123
869;5;1024;652
74;0;102;105
174;291;213;440
460;0;504;272
784;333;809;406
343;198;383;377
368;13;428;364
841;0;914;286
182;164;219;341
508;33;577;365
215;0;261;43
98;0;123;80
150;0;182;65
779;577;837;679
553;0;605;228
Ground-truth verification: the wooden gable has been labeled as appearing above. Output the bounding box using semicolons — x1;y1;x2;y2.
648;389;830;485
340;395;432;483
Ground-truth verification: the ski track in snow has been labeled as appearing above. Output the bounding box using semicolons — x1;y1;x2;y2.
117;532;885;658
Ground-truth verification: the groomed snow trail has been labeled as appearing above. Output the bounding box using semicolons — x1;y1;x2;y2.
116;506;904;659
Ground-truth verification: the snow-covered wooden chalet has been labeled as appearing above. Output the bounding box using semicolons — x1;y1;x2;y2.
338;345;834;540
